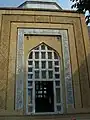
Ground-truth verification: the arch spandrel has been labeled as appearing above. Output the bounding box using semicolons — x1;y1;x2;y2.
24;35;62;63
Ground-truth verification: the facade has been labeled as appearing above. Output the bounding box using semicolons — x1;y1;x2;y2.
88;26;90;39
0;0;90;119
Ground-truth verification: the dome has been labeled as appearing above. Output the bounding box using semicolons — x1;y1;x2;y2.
18;0;62;10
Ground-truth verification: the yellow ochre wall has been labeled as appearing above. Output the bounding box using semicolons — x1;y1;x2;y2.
0;8;90;119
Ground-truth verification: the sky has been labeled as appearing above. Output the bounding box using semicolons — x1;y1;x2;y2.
0;0;72;10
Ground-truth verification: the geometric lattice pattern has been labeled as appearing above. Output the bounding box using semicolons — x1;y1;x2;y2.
27;43;62;114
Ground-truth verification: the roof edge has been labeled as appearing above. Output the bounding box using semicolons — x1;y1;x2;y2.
18;1;62;10
0;7;79;13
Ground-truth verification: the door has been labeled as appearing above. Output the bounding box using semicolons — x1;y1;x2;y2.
35;81;54;112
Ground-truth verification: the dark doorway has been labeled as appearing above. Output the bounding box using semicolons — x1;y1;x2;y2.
35;81;54;112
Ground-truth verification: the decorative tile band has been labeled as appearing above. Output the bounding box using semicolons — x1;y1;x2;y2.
61;30;74;106
15;29;24;109
16;28;74;111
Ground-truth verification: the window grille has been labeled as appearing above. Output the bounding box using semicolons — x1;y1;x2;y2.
26;43;62;114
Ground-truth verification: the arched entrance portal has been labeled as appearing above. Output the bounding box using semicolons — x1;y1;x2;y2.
26;43;62;114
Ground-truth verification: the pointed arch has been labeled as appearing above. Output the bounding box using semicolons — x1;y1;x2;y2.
27;42;61;60
26;43;62;114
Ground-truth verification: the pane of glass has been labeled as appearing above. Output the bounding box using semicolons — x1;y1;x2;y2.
35;61;39;69
35;46;39;50
44;91;47;94
35;81;38;85
28;81;33;86
29;52;33;59
35;71;39;79
43;81;46;85
57;105;61;112
28;89;32;104
54;52;58;59
41;61;46;69
28;106;33;112
44;87;46;90
47;46;52;50
28;74;33;79
35;52;39;59
48;71;53;79
38;95;43;98
36;84;39;90
48;61;52;69
28;61;33;65
56;88;61;103
38;91;42;94
55;61;59;66
41;44;45;50
48;52;52;59
55;81;60;86
41;52;46;59
40;86;43;90
55;67;59;72
28;67;32;72
55;74;60;79
42;70;46;79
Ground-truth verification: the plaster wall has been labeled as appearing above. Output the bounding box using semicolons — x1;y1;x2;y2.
0;9;90;119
